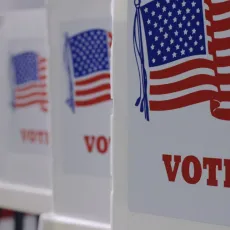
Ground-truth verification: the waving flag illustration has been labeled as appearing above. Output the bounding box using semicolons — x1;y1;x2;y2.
11;51;48;112
64;29;112;113
133;0;230;121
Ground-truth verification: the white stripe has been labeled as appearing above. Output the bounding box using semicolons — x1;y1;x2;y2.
218;66;230;73
213;12;230;21
149;85;218;101
15;87;46;96
74;89;110;102
220;85;230;91
207;36;212;42
149;68;215;85
206;20;211;26
216;49;230;57
212;0;229;3
204;3;209;10
219;102;230;109
16;95;48;104
150;55;213;71
215;29;230;39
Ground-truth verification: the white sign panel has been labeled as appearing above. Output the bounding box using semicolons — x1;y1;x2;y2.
128;0;230;226
8;38;49;155
59;19;111;177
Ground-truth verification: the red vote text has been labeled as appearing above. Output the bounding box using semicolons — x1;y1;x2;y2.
21;129;49;145
162;154;230;188
84;135;110;155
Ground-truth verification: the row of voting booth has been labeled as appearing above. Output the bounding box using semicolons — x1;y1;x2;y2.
1;0;230;230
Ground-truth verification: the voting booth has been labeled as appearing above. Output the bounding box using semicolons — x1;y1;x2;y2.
39;0;111;230
112;0;230;230
0;0;52;214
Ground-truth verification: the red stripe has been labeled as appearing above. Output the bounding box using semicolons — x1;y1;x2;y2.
39;66;46;71
75;73;110;86
39;57;47;63
150;75;218;95
212;17;230;33
15;83;46;92
76;83;110;96
39;75;47;80
15;92;47;100
150;59;213;79
75;94;111;107
15;100;48;108
216;56;230;67
213;37;230;51
149;90;215;111
208;1;230;16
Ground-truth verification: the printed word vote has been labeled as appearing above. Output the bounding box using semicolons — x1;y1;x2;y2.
21;129;49;145
163;154;230;188
84;135;110;154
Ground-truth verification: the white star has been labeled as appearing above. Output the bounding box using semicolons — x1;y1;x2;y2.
181;49;185;55
187;21;191;27
169;24;173;30
166;0;170;3
184;29;188;35
147;19;151;24
164;19;168;24
183;15;186;21
172;3;176;9
175;30;179;36
192;15;195;20
155;36;159;41
173;52;177;58
173;17;177;23
178;10;182;15
152;58;156;63
192;28;196;34
182;1;186;7
156;2;160;8
144;7;148;13
199;35;203;40
166;47;171;52
196;21;200;26
158;15;162;20
196;8;200;13
189;35;193;40
152;11;155;16
154;22;158;27
148;30;152;36
200;46;204;51
178;23;183;28
151;45;155;50
179;37;183;42
184;42;188;47
194;41;198;46
157;50;161;55
160;42;164;47
191;1;196;7
176;44;180;50
164;33;169;39
159;27;164;33
186;8;191;14
170;38;174;44
163;6;167;12
163;56;167;61
189;47;193;52
168;11;172;17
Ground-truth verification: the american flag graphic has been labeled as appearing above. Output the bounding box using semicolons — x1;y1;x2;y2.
11;51;48;112
64;29;111;113
133;0;230;121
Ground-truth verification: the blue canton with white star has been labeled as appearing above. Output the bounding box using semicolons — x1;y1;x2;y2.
141;0;206;67
69;29;110;78
12;52;39;85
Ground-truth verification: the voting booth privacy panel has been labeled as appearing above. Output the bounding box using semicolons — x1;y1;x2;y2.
0;6;52;214
47;0;111;224
112;0;230;229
